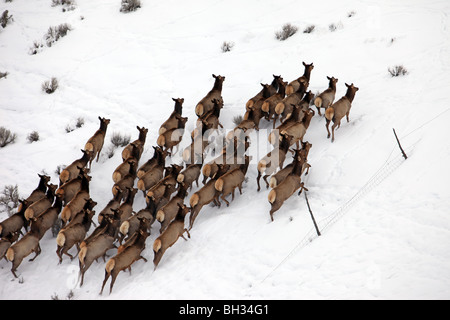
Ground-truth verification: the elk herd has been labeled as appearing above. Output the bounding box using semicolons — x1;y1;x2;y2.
0;61;359;294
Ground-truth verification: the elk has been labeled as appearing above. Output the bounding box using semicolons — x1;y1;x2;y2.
0;232;20;261
177;161;202;190
153;203;190;270
119;199;156;243
157;115;188;156
115;187;138;226
189;164;229;230
5;229;41;278
274;78;309;122
24;183;57;221
59;149;92;185
30;193;64;239
137;146;168;179
269;142;312;188
182;134;209;165
17;174;50;212
268;153;309;221
314;76;338;116
113;143;140;183
0;200;29;238
280;108;315;148
214;155;251;207
78;212;121;286
121;126;148;162
56;167;89;205
245;75;281;110
60;171;91;226
112;159;137;201
256;133;293;191
325;83;359;142
243;83;272;122
146;164;183;199
100;222;150;294
137;148;167;196
159;98;185;135
156;185;189;233
56;209;95;264
285;61;314;95
195;74;225;117
193;98;224;140
98;189;122;224
84;116;110;168
261;78;288;128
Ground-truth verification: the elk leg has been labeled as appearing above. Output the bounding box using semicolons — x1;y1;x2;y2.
316;107;322;116
256;172;262;191
263;175;270;189
346;112;350;122
100;270;110;295
184;228;191;239
331;122;339;143
29;244;41;261
221;195;230;207
326;119;331;139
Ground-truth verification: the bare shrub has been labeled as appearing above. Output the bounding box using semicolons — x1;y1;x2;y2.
45;23;72;47
221;41;235;53
0;126;17;148
29;41;44;55
0;184;19;217
55;164;66;176
275;23;298;41
0;71;8;79
388;65;408;77
76;117;85;128
51;0;77;12
329;21;343;32
0;10;13;28
111;132;131;148
232;115;243;126
303;25;315;34
120;0;141;13
42;77;59;94
348;10;356;18
27;131;40;143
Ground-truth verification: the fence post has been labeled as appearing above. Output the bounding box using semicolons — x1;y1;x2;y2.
305;192;321;237
393;128;408;160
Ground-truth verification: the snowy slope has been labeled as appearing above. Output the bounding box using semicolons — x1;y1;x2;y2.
0;0;449;300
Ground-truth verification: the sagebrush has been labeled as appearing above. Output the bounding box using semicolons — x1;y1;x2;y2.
275;23;298;41
0;126;17;148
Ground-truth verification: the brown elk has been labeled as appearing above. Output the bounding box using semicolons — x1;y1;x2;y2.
156;184;189;233
268;152;309;221
256;133;293;191
153;203;190;270
121;126;148;161
119;199;156;243
214;155;251;207
177;161;202;190
314;76;338;116
269;142;312;188
245;75;281;110
261;78;288;128
56;209;95;264
17;174;50;213
84;116;110;168
189;164;229;230
98;189;122;224
159;98;185;135
59;149;92;185
112;159;138;201
146;164;183;201
157;115;188;156
193;98;223;139
137;148;167;196
30;193;64;239
242;83;273;130
0;232;20;261
285;61;314;95
100;221;150;294
113;142;141;183
60;171;91;226
56;167;89;205
5;229;41;278
137;146;168;179
195;74;225;117
275;78;309;123
0;200;29;238
280;108;315;148
24;183;57;221
325;83;359;142
116;187;138;226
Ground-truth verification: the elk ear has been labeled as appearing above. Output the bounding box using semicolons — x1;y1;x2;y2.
327;76;331;80
98;116;102;121
345;83;350;87
172;97;176;101
212;74;217;78
302;61;306;66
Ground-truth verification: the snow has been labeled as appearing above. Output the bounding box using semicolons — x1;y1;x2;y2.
1;0;450;300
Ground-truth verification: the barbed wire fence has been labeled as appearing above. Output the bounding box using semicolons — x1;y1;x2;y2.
258;107;449;285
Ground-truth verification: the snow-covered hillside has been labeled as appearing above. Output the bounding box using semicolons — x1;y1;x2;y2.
1;0;449;300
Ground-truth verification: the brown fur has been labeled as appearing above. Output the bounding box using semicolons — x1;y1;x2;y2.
280;108;315;147
18;174;50;213
30;194;63;239
24;184;57;221
275;78;309;122
59;150;92;185
314;76;338;116
84;117;110;168
195;74;225;117
137;147;168;179
159;98;184;135
325;83;359;142
214;156;250;207
245;75;281;110
121;126;148;162
286;62;314;95
6;230;41;278
261;78;288;129
157;116;187;155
